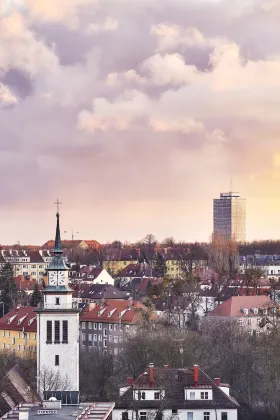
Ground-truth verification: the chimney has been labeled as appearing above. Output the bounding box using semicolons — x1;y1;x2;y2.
193;364;199;388
127;377;134;386
19;407;29;420
149;363;155;387
214;378;221;386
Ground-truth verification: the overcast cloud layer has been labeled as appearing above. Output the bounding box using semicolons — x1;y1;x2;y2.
0;0;279;244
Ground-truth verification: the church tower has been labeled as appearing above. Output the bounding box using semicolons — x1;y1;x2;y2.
37;208;79;404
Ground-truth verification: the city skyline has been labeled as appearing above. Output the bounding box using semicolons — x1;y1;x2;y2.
0;0;280;244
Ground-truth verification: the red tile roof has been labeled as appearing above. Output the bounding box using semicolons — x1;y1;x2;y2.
14;276;41;292
208;295;278;317
0;306;37;332
80;299;155;324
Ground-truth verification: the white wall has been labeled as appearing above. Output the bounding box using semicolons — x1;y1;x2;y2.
113;409;238;420
37;311;79;395
95;269;115;285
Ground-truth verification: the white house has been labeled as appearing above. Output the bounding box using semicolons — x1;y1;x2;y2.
113;363;239;420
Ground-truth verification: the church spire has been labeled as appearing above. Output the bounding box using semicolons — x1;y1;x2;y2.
53;199;63;254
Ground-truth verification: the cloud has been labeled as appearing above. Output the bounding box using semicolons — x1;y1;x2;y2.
0;83;18;106
0;0;280;243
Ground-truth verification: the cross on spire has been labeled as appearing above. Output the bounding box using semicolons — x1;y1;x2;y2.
54;198;62;215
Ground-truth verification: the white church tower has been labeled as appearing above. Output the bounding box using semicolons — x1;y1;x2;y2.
37;205;79;404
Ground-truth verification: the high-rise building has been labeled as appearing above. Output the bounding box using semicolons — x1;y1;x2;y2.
213;192;246;242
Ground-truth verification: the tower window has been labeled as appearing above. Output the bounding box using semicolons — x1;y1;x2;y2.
55;298;60;305
54;321;60;343
47;321;52;343
55;355;59;366
62;320;68;343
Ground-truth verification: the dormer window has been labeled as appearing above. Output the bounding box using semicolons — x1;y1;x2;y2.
138;392;146;400
201;392;209;400
243;308;248;315
154;392;160;400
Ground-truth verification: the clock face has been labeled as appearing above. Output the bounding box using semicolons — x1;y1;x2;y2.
49;271;66;285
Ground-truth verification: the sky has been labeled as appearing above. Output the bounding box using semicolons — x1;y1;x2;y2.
0;0;280;245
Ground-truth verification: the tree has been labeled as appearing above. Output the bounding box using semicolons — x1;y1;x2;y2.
1;278;18;313
0;263;14;288
153;253;166;278
30;283;43;307
38;367;72;395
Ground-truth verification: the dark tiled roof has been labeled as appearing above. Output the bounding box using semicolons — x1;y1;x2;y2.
71;283;124;300
116;366;238;410
118;263;152;278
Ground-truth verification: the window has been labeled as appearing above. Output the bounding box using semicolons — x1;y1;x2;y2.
190;392;195;399
187;414;193;420
23;345;26;352
32;265;36;268
248;330;253;336
122;413;128;420
221;413;228;420
114;336;118;343
109;324;113;330
55;355;59;366
93;334;97;341
247;319;252;326
256;330;261;336
8;332;10;338
55;298;60;305
12;337;15;345
98;335;102;342
201;392;209;400
109;335;112;342
94;323;97;330
2;343;5;349
114;324;118;331
17;332;20;338
82;333;86;341
2;331;5;337
126;325;129;332
28;333;30;339
47;321;52;343
257;318;261;326
104;339;107;348
34;333;37;340
54;321;60;343
17;345;20;351
203;413;210;420
171;409;178;415
7;344;10;349
238;319;243;326
62;320;68;343
103;329;107;336
82;322;86;329
99;323;102;330
154;392;160;400
89;322;92;329
140;412;146;420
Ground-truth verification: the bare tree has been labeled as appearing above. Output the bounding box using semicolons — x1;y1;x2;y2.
38;367;72;394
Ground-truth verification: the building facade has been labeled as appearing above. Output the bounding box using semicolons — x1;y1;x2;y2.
0;306;37;357
80;299;153;356
113;364;239;420
213;192;246;242
36;211;80;404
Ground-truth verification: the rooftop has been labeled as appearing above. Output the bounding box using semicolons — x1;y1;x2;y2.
0;306;37;332
208;295;278;317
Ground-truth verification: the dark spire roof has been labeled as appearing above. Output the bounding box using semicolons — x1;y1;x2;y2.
53;212;63;254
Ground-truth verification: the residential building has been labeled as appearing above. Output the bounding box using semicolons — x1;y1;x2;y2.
113;363;239;420
71;284;125;306
36;210;80;403
79;299;155;356
101;248;139;275
117;263;153;287
69;267;115;285
0;306;37;357
213;192;246;242
41;239;101;251
14;275;42;295
0;249;52;282
208;295;279;336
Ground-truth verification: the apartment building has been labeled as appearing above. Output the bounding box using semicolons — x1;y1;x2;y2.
79;299;154;356
113;363;239;420
0;306;37;357
0;249;53;282
208;295;279;336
